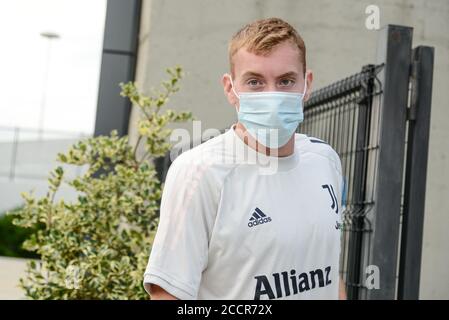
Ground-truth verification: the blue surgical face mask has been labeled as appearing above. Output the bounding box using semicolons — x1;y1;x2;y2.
228;74;307;148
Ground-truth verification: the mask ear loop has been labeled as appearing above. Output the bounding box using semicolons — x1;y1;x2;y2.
301;73;308;99
228;74;240;99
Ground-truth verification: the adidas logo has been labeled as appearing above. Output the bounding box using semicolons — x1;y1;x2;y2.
248;207;272;228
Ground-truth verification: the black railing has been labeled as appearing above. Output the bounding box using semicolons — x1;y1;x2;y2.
300;64;383;299
299;25;434;300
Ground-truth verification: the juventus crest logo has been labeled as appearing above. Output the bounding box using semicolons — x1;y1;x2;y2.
322;184;338;214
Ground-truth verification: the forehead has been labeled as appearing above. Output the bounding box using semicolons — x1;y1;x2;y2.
233;41;303;78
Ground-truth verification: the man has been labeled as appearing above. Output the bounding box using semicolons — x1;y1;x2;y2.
143;17;347;300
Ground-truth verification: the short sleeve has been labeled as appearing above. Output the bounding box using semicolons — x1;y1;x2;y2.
341;175;347;212
335;154;346;214
330;148;346;215
143;153;220;299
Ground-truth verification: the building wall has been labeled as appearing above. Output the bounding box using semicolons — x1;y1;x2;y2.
131;0;449;299
0;137;88;213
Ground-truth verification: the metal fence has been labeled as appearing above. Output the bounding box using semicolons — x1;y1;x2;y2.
0;126;89;181
300;25;434;300
300;63;383;300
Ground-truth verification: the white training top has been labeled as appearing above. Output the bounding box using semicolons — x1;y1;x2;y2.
143;125;345;300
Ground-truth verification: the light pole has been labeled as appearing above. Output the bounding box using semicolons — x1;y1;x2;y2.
38;31;60;140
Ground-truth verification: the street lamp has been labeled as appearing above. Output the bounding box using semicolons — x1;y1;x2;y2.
38;31;60;140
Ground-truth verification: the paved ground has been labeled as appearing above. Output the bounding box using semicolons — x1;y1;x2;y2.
0;256;30;299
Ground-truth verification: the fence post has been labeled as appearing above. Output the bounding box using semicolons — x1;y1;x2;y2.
367;25;413;299
397;46;434;299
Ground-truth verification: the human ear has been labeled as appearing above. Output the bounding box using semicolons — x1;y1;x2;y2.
221;73;239;108
304;70;313;102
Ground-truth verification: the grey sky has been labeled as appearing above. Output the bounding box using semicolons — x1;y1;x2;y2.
0;0;106;135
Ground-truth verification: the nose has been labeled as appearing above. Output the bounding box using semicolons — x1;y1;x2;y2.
266;82;277;92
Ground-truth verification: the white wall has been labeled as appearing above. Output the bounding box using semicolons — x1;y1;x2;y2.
0;138;88;213
131;0;449;299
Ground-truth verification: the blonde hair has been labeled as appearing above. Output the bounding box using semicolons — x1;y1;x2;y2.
228;17;306;77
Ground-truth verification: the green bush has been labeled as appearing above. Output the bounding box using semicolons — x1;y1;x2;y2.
0;208;41;259
11;66;192;299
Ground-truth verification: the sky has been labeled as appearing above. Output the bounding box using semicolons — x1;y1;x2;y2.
0;0;106;136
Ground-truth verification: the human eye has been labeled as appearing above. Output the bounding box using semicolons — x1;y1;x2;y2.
278;78;296;87
246;78;263;88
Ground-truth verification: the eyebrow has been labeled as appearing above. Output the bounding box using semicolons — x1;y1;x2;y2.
241;71;299;79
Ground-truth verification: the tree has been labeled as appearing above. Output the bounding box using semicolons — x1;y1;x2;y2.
11;66;192;299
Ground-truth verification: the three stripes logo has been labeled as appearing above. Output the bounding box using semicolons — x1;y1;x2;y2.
248;207;272;228
322;184;339;214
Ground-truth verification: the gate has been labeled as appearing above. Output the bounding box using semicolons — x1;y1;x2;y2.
300;25;434;299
